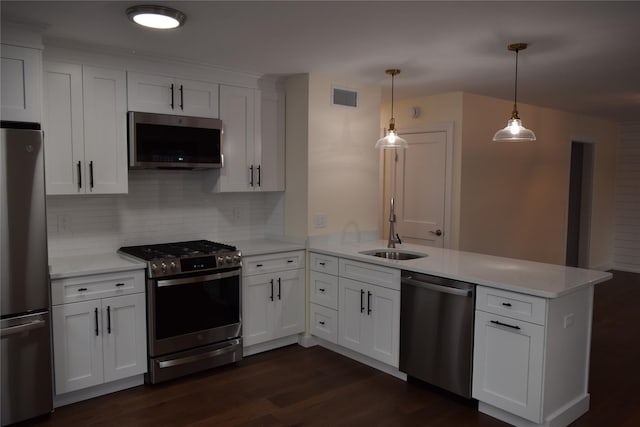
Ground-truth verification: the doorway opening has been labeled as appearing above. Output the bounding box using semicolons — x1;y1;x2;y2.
566;141;594;268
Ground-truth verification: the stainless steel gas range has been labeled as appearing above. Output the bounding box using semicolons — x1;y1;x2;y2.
118;240;242;384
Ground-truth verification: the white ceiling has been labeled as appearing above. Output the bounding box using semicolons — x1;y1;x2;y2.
3;1;640;123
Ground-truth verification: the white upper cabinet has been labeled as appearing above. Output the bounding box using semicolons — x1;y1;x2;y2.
127;71;219;118
212;85;284;192
215;85;256;192
43;62;128;195
1;44;42;123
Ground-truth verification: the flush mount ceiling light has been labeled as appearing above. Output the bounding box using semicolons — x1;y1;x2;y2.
493;43;537;142
126;5;186;29
376;69;408;149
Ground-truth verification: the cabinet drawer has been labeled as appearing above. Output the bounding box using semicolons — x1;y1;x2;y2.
309;271;338;310
243;251;305;276
51;269;145;305
309;252;339;275
339;258;400;291
476;286;547;326
309;303;338;344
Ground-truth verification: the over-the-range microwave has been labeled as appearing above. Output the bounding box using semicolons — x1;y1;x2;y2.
127;111;223;169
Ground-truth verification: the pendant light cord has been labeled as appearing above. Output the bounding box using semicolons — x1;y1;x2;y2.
391;72;395;123
511;47;520;119
514;48;519;108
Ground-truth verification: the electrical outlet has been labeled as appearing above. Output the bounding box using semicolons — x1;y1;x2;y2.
57;214;70;232
313;212;327;228
564;313;575;328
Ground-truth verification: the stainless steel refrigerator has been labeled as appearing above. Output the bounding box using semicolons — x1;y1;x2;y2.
1;122;53;425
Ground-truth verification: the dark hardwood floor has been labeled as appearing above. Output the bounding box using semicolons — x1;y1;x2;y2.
19;270;639;427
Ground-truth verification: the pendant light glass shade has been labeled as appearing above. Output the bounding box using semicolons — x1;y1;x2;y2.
493;43;536;142
493;118;537;142
376;120;408;149
377;69;408;149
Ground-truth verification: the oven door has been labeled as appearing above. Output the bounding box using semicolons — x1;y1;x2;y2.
148;268;241;357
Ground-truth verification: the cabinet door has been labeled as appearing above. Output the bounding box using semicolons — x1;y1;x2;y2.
1;44;42;123
472;310;545;423
338;278;368;354
126;72;175;115
43;61;85;195
82;66;128;194
258;90;285;191
243;273;275;346
178;78;219;118
216;85;256;192
368;284;400;367
102;293;147;382
52;301;104;394
273;269;305;339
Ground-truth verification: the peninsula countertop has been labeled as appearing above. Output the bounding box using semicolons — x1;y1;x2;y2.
308;240;612;298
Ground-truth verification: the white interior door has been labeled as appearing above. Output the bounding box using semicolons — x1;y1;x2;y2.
383;128;449;248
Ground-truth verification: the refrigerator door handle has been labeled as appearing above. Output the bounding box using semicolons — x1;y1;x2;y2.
0;319;46;337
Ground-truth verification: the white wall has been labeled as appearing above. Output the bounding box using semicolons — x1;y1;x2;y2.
46;170;283;257
460;93;618;267
613;122;640;272
307;73;381;239
380;91;618;267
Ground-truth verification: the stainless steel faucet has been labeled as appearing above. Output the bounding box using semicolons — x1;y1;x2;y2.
387;197;402;248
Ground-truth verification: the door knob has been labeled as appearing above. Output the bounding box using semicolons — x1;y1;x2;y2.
430;229;443;236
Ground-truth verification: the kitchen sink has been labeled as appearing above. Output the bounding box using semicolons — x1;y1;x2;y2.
359;249;428;260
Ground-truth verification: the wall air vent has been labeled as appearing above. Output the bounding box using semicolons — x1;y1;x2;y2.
332;87;358;108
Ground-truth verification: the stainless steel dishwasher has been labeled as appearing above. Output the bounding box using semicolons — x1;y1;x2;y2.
399;270;475;398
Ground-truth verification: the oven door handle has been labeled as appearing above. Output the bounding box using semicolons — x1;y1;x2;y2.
156;269;240;287
157;339;241;368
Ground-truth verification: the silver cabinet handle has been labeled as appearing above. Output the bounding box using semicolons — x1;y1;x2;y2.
157;269;240;287
157;340;240;368
402;277;471;297
0;319;46;337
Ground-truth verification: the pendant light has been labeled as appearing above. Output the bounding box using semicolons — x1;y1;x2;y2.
493;43;536;142
376;69;408;149
127;5;186;29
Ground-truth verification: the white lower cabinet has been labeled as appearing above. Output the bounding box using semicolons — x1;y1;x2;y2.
338;277;400;367
242;251;305;347
307;253;401;367
472;310;545;422
51;270;146;395
472;285;594;426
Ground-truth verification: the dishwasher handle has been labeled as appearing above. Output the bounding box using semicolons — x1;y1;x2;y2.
402;276;472;297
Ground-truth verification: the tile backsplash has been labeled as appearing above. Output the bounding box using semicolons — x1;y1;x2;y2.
46;170;284;257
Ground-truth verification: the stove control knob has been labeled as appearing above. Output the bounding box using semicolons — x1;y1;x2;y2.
232;255;240;265
151;263;158;271
170;262;177;271
225;255;232;265
160;262;167;271
217;256;225;266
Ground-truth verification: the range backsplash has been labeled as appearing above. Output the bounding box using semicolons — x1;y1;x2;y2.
46;170;284;258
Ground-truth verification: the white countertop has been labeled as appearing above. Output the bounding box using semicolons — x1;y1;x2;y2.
49;253;146;279
232;239;306;257
308;240;612;298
